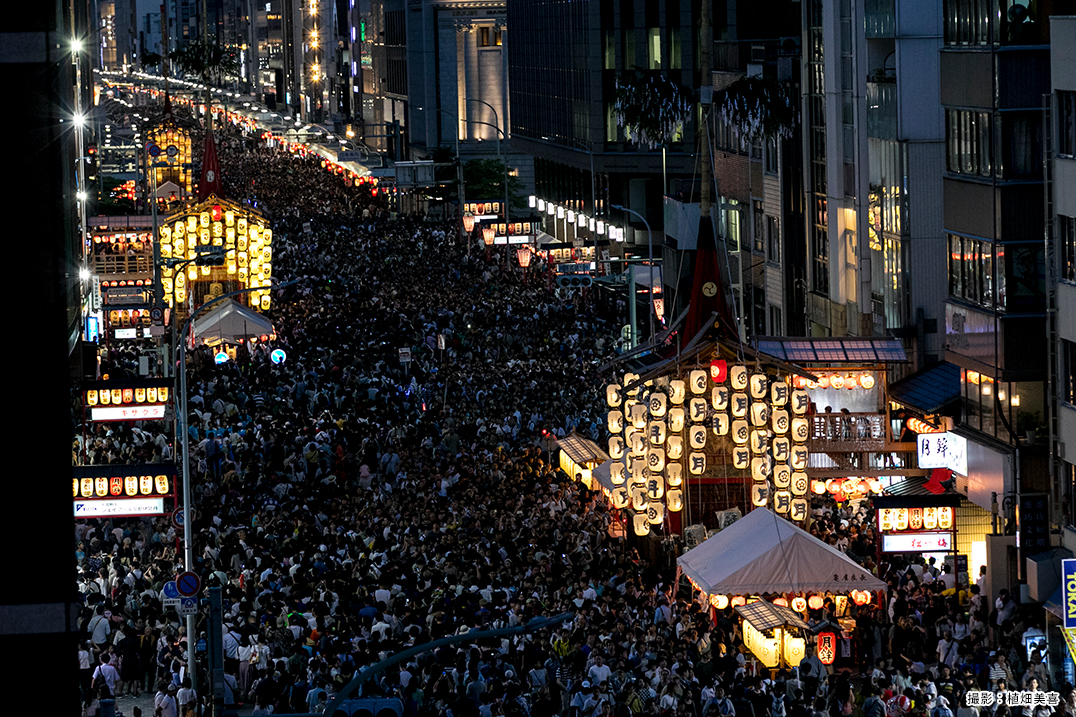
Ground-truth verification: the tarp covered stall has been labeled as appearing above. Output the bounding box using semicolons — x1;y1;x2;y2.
677;507;887;596
558;434;611;490
191;299;275;346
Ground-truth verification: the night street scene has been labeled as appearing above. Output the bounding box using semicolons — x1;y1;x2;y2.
5;0;1076;716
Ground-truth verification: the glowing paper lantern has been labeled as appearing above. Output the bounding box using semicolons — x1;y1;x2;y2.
844;374;858;389
689;397;708;423
631;486;649;511
612;487;630;509
771;382;789;406
669;380;686;404
808;595;825;610
646;474;665;500
731;393;748;418
629;431;646;457
731;596;747;607
860;373;876;389
817;632;836;664
939;507;953;529
689;369;709;394
666;435;684;460
608;436;625;460
607;411;624;433
688;452;706;475
666;463;683;487
751;482;769;507
646;448;665;472
711;594;729;610
668;407;685;433
791;445;809;470
751;402;770;427
791;472;809;495
646;501;665;525
783;633;806;667
750;429;769;455
791;417;810;442
712;414;729;436
772;410;789;434
649;392;667;417
689;424;708;450
633;512;650;536
623;373;640;396
610;462;626;484
630;404;648;429
812;480;827;494
732;420;749;444
772;437;790;463
607;384;622;407
774;490;792;513
750;373;768;399
710;359;727;383
730;365;748;391
630;459;647;485
792;597;807;613
851;590;872;606
791;389;810;415
712;386;730;411
830;374;845;389
125;476;138;496
774;462;791;486
667;489;683;512
81;478;94;497
732;447;750;469
648;420;667;445
752;457;773;482
95;476;108;497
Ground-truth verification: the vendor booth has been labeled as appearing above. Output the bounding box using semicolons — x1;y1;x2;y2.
677;507;885;670
190;299;275;349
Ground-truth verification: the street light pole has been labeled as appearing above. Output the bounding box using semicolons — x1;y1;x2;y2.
435;108;466;241
612;204;655;343
465;98;509;248
175;277;299;699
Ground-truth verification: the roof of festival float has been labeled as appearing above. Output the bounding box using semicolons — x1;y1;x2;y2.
676;507;886;596
557;433;611;468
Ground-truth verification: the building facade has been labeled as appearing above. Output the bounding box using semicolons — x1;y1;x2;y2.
800;0;945;362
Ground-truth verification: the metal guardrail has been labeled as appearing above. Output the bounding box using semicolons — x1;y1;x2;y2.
808;413;887;451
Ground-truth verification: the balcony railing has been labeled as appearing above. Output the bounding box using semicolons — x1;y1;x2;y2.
90;254;153;277
867;80;897;141
866;0;895;38
808;412;888;452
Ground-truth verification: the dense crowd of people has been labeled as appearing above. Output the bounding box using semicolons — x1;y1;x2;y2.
75;128;1062;717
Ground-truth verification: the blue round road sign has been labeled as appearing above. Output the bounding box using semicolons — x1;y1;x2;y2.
271;348;287;364
176;570;201;597
147;142;162;158
214;351;229;364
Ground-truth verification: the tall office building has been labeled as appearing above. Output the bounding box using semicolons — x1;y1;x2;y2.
801;0;945;355
506;0;702;243
940;0;1069;549
1049;16;1076;528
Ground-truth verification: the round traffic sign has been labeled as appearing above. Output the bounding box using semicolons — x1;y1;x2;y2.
166;144;179;158
171;507;184;530
176;570;201;597
270;348;287;364
214;351;229;364
162;580;180;599
150;307;164;323
147;142;162;158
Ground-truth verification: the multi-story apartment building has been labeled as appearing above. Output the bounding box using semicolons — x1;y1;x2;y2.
1050;16;1076;531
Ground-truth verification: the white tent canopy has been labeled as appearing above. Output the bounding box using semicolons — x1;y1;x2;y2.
677;507;886;596
191;299;274;346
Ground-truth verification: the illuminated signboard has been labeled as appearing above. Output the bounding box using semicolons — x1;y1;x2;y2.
881;531;953;553
74;497;166;518
1064;559;1076;629
90;405;168;421
917;432;968;474
494;235;536;245
72;465;175;500
83;378;172;422
114;328;138;339
878;506;954;532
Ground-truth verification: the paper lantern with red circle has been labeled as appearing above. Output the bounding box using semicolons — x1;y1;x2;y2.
791;597;808;613
711;594;729;610
808;595;825;610
844;374;858;389
731;596;747;607
826;479;842;495
817;375;830;389
851;590;872;606
830;374;845;389
710;359;727;384
812;480;827;495
773;598;789;608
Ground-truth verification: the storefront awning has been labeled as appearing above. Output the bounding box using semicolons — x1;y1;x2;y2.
754;337;908;364
557;433;610;468
735;599;811;632
888;361;961;414
1045;585;1063;618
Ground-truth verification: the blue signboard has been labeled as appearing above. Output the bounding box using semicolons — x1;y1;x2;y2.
1064;559;1076;629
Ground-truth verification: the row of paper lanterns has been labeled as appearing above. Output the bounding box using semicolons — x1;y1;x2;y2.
707;590;873;612
792;372;876;390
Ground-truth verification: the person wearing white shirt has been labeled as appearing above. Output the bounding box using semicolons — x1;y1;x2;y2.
587;656;612;686
155;683;179;717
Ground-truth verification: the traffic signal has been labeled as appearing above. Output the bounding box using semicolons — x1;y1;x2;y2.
332;698;404;717
556;274;592;289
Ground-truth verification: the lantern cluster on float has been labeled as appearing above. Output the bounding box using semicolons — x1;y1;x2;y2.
604;361;814;535
147;123;192;193
159;199;272;310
